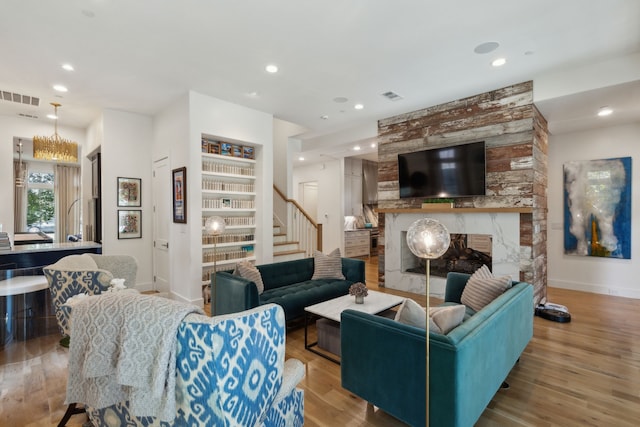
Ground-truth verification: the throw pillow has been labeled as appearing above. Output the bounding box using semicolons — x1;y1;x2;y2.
394;299;466;334
235;261;265;294
394;298;427;329
460;265;511;312
429;305;466;334
311;248;345;280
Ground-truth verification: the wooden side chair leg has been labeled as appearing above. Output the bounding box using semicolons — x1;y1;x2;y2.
57;402;85;427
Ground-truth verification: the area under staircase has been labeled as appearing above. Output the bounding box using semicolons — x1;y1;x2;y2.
273;185;323;263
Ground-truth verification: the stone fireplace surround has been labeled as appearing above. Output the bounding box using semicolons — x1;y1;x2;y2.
384;210;522;297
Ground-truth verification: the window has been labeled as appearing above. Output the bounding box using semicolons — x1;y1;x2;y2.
26;165;55;237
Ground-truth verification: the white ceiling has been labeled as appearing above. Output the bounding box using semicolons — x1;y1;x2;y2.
1;0;639;160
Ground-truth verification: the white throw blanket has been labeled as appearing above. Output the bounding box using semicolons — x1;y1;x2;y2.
65;292;204;421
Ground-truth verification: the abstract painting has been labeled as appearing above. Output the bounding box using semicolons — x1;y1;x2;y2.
564;157;631;258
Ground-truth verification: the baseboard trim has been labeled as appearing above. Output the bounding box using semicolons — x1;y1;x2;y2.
549;279;640;299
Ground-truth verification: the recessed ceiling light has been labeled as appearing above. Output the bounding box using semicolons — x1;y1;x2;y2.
598;107;613;117
354;104;364;110
47;114;57;120
474;41;500;54
298;156;305;161
53;84;68;92
491;58;506;67
265;64;278;73
320;115;329;120
61;63;74;71
371;143;377;148
333;97;348;103
246;91;259;98
353;145;361;151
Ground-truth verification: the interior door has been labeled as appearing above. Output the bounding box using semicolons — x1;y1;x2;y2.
152;157;170;293
299;181;318;222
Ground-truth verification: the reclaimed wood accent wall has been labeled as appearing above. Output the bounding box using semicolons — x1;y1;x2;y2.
377;81;548;303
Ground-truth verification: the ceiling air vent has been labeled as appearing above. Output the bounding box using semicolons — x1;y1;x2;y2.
18;113;39;119
1;90;40;106
381;91;403;101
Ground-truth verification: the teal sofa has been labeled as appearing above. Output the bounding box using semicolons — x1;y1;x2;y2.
340;272;534;427
214;257;365;321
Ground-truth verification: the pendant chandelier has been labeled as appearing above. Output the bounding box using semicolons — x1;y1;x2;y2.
33;102;78;163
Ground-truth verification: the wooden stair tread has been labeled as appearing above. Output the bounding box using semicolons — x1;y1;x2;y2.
274;241;299;246
273;249;306;255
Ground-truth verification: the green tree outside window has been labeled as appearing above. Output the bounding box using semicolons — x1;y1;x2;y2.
26;171;55;232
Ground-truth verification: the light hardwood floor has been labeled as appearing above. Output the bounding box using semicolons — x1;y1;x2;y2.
2;257;639;426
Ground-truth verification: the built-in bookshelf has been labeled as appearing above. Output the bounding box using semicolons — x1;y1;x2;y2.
201;137;257;285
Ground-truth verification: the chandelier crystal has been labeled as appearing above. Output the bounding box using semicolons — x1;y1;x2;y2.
33;103;78;162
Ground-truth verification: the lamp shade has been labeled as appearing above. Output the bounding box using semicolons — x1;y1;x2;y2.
406;218;450;260
204;216;226;236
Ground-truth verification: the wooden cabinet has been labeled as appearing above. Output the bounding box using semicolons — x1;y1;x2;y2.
344;229;370;258
201;139;257;285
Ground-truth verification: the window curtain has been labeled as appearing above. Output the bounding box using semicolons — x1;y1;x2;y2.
55;164;81;243
13;160;27;232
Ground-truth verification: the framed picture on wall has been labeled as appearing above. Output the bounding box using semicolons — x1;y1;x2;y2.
118;210;142;239
172;167;187;223
117;177;141;207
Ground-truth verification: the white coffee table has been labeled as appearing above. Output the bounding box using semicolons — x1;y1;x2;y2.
304;290;405;363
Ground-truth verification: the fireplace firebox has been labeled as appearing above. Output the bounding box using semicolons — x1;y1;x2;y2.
402;233;492;278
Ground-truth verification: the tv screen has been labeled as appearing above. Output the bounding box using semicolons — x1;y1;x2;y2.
398;141;486;198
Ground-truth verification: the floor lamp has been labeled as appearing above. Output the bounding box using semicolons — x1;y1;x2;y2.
406;218;450;427
204;215;226;316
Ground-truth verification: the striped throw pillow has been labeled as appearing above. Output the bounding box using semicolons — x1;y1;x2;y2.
311;248;345;280
460;265;511;312
236;261;265;294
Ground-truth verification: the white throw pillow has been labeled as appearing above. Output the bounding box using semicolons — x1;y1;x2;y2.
235;261;265;294
395;299;466;334
460;265;511;312
311;248;345;280
394;298;427;329
429;305;466;334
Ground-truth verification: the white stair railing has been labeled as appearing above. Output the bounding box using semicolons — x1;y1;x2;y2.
273;185;322;257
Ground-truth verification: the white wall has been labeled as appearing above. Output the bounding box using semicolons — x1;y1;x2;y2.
99;109;154;289
547;122;640;298
293;159;344;254
153;94;190;300
0;115;86;237
154;91;273;305
273;119;307;229
273;118;307;194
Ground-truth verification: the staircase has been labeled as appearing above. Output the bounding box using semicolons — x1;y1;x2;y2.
272;185;323;262
273;224;306;262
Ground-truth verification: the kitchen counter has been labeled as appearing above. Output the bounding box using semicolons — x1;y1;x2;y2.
0;241;102;271
0;242;98;347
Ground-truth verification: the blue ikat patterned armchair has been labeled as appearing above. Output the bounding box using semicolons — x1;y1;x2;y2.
43;253;138;337
86;303;305;427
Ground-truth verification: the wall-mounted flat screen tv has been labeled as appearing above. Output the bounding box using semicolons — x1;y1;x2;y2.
398;141;486;198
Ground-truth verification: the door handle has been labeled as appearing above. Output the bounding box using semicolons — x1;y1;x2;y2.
160;242;169;249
